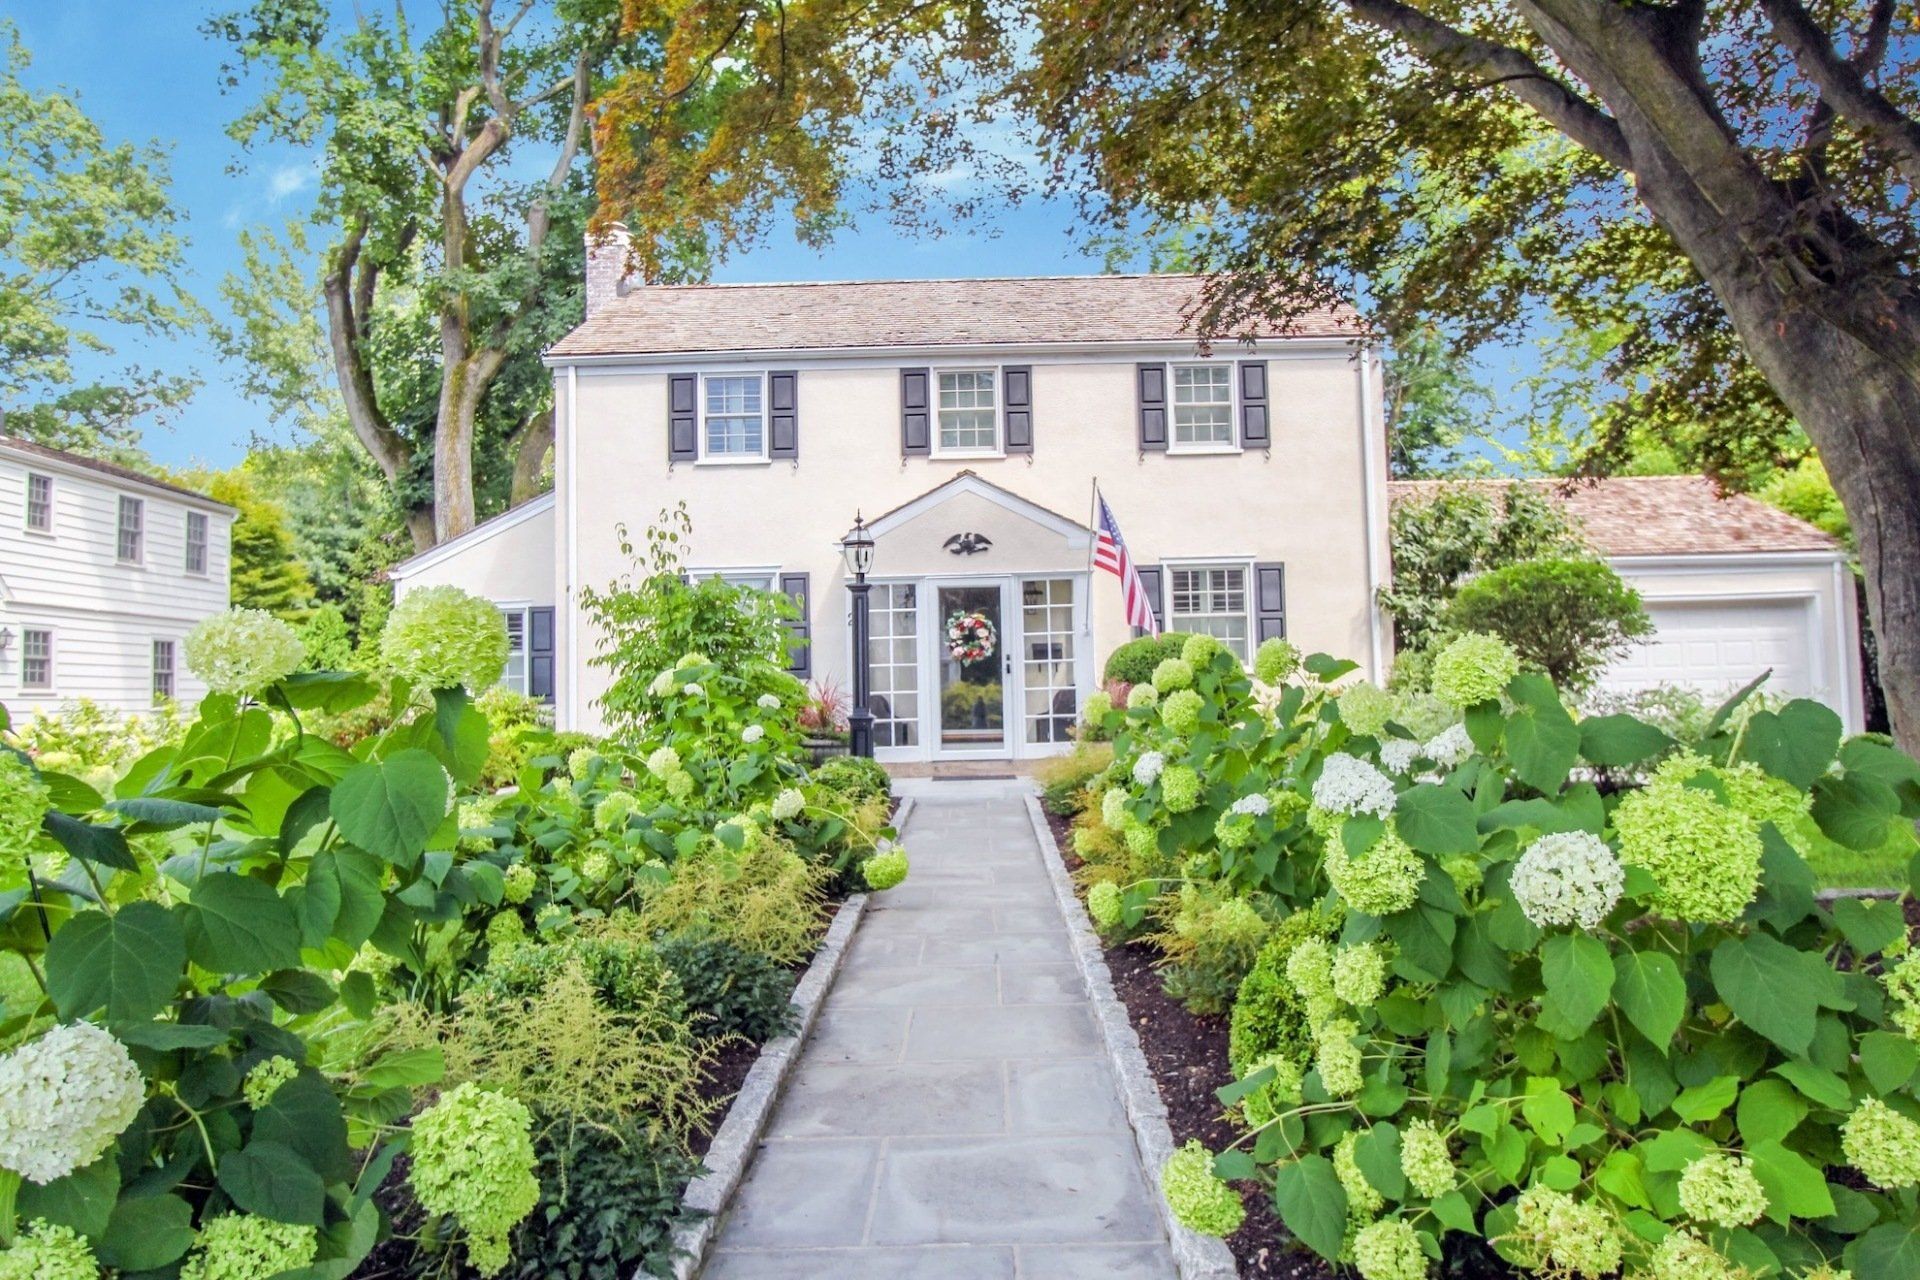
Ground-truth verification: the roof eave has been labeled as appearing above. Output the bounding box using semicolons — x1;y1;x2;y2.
542;334;1369;369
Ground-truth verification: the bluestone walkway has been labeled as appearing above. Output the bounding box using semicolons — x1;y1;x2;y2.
702;778;1176;1279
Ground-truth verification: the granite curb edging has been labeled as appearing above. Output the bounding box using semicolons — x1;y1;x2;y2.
1022;794;1240;1280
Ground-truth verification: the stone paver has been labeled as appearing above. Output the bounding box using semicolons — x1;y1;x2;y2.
704;779;1176;1279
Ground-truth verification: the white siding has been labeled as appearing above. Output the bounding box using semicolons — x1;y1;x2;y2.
0;449;234;715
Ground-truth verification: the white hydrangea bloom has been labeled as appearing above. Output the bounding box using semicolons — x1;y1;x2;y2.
742;724;766;744
648;669;675;697
0;1022;145;1184
1230;793;1271;817
1311;753;1398;820
646;746;682;779
1378;739;1422;775
756;693;782;710
1511;831;1626;930
183;608;305;697
1133;751;1167;787
1423;723;1474;768
772;788;805;821
682;682;706;698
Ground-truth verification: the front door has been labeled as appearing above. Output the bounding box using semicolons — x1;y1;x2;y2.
935;581;1009;756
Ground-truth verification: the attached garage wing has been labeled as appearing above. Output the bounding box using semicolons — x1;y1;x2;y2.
1598;597;1817;701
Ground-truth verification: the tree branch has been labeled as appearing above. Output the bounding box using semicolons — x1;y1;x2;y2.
1758;0;1920;189
322;216;409;483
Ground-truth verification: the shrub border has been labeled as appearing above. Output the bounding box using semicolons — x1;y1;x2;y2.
663;796;912;1279
1022;794;1240;1280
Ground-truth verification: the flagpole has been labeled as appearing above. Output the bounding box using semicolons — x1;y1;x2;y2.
1085;477;1100;576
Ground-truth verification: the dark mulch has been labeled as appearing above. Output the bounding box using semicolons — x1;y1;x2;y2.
691;1036;762;1158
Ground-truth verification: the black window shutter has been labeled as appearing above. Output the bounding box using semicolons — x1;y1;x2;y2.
528;607;556;702
1003;365;1033;454
1239;360;1270;449
668;373;698;462
1135;565;1166;636
901;368;931;456
1254;563;1287;641
1137;363;1168;451
768;371;799;459
779;573;812;677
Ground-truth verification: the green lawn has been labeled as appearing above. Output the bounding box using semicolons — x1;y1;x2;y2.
1796;815;1916;891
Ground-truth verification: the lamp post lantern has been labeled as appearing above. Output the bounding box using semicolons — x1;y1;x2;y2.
841;513;877;759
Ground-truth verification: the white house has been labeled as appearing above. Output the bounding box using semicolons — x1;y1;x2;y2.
0;435;235;714
393;248;1391;763
1390;477;1864;731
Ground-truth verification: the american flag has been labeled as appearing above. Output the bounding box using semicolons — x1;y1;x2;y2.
1093;493;1158;635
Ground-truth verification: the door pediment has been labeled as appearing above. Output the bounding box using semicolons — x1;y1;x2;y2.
866;473;1091;577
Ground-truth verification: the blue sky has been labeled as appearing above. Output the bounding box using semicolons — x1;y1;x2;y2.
7;2;1531;471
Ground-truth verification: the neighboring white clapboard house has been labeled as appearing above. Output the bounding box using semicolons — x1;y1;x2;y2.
1390;477;1864;731
0;435;236;715
390;228;1393;759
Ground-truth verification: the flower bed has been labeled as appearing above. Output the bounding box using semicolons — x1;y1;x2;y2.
0;580;909;1278
1064;631;1920;1280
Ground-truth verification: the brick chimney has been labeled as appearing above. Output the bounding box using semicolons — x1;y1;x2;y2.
584;222;635;318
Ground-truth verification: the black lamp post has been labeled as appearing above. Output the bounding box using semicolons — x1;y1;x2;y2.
841;513;877;759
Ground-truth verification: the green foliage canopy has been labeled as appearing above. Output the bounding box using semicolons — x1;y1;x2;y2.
1444;557;1652;694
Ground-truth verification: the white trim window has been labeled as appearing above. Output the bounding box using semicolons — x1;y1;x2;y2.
117;495;145;564
688;568;778;593
21;628;52;690
152;639;176;702
701;373;767;460
25;473;52;533
1170;563;1252;661
935;369;999;453
1171;364;1235;449
185;511;209;575
501;607;529;695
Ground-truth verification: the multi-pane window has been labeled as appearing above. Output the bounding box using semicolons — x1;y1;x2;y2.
1170;564;1251;661
1021;577;1079;745
867;582;920;748
185;511;209;575
152;640;176;702
501;608;528;694
117;495;144;563
703;374;766;458
1171;365;1234;447
21;629;52;690
936;370;999;451
25;473;52;532
688;569;777;593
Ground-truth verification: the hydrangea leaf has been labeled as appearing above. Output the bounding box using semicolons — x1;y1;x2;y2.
45;900;185;1023
328;749;449;868
1669;1075;1738;1123
1578;714;1674;767
295;849;385;951
1860;1031;1920;1094
16;1154;119;1238
1710;934;1842;1056
1735;1078;1809;1146
1811;772;1900;851
95;1192;196;1270
1520;1079;1575;1147
218;1138;327;1226
1272;1154;1347;1261
1855;1220;1920;1280
1771;1059;1852;1110
183;872;302;973
1831;896;1907;956
269;670;380;714
253;1070;354;1183
1538;933;1614;1039
1746;1138;1833;1223
41;811;139;871
1611;950;1686;1048
1741;700;1842;790
1504;678;1580;793
1351;1122;1406;1199
1394;784;1479;855
260;968;337;1015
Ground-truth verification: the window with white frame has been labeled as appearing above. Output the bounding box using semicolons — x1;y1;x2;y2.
1171;364;1234;448
21;629;52;690
117;495;144;563
500;608;528;694
153;640;176;702
1021;577;1079;745
185;511;209;575
1170;564;1252;660
702;374;766;459
868;582;919;747
936;370;999;452
688;568;777;593
25;473;52;532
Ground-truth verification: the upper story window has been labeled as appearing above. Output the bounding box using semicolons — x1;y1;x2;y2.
688;568;777;593
185;511;209;575
702;374;766;460
21;629;52;690
936;370;999;453
152;639;176;702
117;495;144;564
1171;365;1234;449
25;473;52;532
1170;563;1252;661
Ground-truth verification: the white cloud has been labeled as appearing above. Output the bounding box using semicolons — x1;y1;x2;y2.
267;162;316;203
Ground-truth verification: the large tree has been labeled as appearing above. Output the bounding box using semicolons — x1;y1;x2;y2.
0;21;201;459
596;1;1920;752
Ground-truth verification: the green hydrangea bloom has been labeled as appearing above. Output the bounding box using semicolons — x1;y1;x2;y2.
566;747;599;779
501;863;536;905
1285;937;1335;1004
1337;681;1394;738
1162;1141;1245;1237
408;1083;539;1277
1083;690;1113;722
1655;752;1811;834
1398;1119;1456;1198
1229;909;1339;1072
1612;782;1763;923
1124;822;1159;860
1507;1186;1624;1279
1843;1098;1920;1188
0;1219;98;1280
1334;1130;1385;1217
1072;827;1100;858
863;848;909;891
0;753;52;865
1152;657;1195;693
1676;1153;1768;1227
1323;826;1424;917
1647;1229;1744;1280
178;1213;318;1280
1352;1219;1425;1280
665;769;694;802
1127;683;1160;711
1429;632;1519;707
645;746;681;778
380;585;509;691
242;1056;300;1111
1314;1018;1364;1096
184;607;305;697
486;911;526;950
1160;688;1204;736
1882;951;1920;1039
1100;787;1128;829
1181;633;1223;667
1214;811;1253;849
1160;765;1201;813
1331;943;1388;1007
1088;881;1123;929
1238;1053;1304;1127
593;791;637;832
580;850;613;882
1253;637;1300;685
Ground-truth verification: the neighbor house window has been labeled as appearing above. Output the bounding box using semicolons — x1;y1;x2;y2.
687;568;777;593
185;511;209;575
702;374;766;459
936;370;999;452
1171;364;1234;448
152;640;176;702
25;473;52;532
21;629;52;690
500;608;528;695
117;495;144;563
1170;564;1251;661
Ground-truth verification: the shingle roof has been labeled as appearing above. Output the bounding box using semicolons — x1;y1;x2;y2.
548;274;1358;358
1387;476;1837;558
0;434;232;510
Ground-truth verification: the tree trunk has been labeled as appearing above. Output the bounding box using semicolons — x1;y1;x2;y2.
434;353;481;543
510;407;555;505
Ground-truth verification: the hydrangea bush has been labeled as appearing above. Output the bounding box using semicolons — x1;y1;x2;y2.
1078;630;1920;1279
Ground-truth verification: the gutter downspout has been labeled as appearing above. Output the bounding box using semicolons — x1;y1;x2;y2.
564;365;579;732
1357;343;1389;680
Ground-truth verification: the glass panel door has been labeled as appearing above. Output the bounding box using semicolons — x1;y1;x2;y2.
1021;578;1078;744
937;583;1006;753
868;583;920;748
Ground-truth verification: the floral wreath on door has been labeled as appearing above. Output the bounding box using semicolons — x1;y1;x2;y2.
945;610;997;663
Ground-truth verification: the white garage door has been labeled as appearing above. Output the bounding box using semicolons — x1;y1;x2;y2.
1598;598;1817;701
